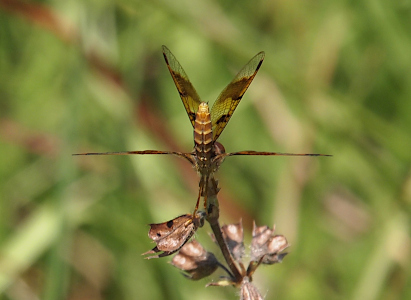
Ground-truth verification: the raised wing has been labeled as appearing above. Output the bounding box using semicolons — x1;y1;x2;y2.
210;51;265;141
162;45;202;128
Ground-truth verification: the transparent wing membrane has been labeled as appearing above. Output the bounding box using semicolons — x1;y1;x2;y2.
211;52;265;141
162;45;202;128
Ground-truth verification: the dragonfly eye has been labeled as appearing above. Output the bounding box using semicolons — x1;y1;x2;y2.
213;142;226;156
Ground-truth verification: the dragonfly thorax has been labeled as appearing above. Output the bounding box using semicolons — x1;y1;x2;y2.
192;141;227;179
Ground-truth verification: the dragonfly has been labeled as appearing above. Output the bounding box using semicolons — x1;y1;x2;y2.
74;45;331;215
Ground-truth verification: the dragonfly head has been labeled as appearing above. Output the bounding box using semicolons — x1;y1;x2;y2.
213;142;226;156
198;102;209;113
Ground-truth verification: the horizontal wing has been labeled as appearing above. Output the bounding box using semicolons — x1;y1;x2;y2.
224;151;332;157
72;150;195;165
73;150;182;156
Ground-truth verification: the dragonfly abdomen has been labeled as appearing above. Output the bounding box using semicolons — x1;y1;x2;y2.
194;103;213;170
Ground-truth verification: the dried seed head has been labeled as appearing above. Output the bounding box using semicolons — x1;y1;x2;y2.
143;212;206;259
240;277;264;300
261;235;289;264
221;220;245;262
171;239;219;280
251;222;289;264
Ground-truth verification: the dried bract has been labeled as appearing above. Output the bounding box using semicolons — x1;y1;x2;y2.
143;212;205;259
206;278;236;287
171;239;219;280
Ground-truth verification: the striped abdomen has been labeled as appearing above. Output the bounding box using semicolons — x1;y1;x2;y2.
194;103;213;173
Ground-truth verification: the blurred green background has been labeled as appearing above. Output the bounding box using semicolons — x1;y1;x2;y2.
1;0;410;299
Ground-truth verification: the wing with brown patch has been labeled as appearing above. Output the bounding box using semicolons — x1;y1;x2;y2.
210;51;265;141
162;45;202;128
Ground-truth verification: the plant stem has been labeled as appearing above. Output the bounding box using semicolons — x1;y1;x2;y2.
205;178;243;283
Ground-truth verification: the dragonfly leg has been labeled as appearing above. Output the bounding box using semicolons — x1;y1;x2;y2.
202;175;212;212
192;176;204;216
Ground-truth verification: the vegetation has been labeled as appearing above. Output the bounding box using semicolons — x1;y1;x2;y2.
0;0;410;299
